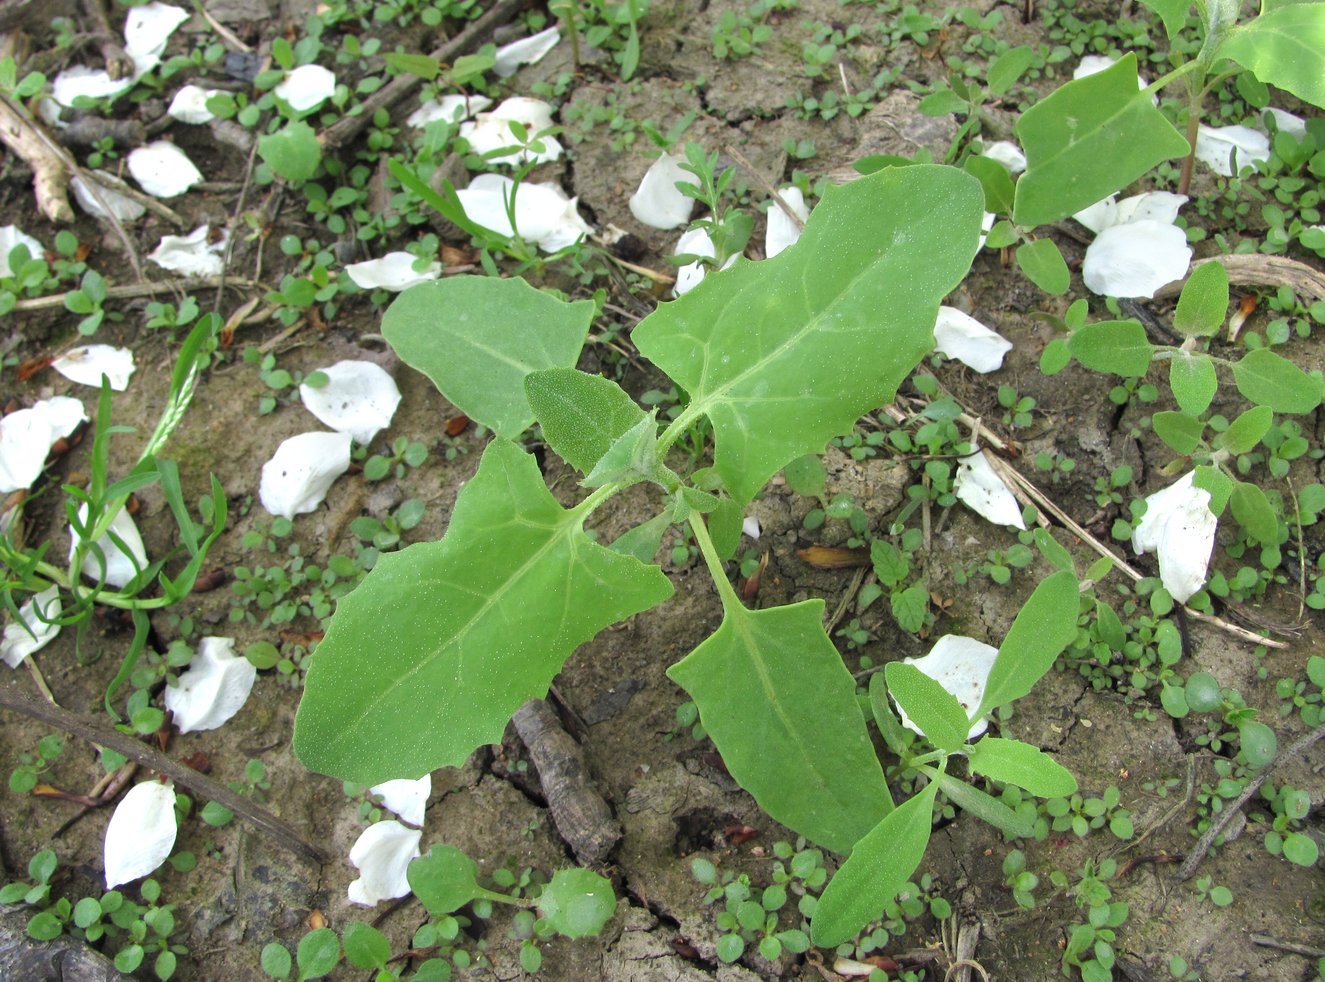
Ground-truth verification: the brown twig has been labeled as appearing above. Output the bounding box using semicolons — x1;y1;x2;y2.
1175;719;1325;881
11;276;258;312
1250;934;1325;958
724;143;805;232
318;0;528;152
0;680;327;864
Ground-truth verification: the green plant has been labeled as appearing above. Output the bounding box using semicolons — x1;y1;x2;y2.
8;733;63;793
64;269;116;336
1191;875;1233;907
1041;785;1135;841
1001;848;1039;910
288;166;1091;947
1057;858;1128;982
691;857;812;963
674;142;754;271
363;436;429;480
712;2;774;60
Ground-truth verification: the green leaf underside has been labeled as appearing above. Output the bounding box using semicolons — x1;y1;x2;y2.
1216;6;1325;110
1013;54;1189;226
966;737;1078;797
934;771;1035;837
978;570;1079;717
383;278;595;439
884;662;971;753
1169;352;1218;416
525;368;646;475
294;440;673;784
667;600;893;855
1069;320;1155;377
634;165;983;504
1153;411;1205;456
1231;348;1322;414
810;781;938;948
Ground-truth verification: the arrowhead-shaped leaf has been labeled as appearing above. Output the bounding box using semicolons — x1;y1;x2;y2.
1013;54;1189;226
810;781;937;948
668;600;893;855
1216;6;1325;110
294;440;673;784
383;277;595;438
634;165;982;503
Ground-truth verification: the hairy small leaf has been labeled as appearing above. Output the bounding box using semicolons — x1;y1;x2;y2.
1152;411;1205;456
884;662;970;753
966;738;1077;796
526;369;645;475
1016;238;1070;294
384;278;595;438
1068;320;1154;377
1174;262;1229;337
1217;405;1272;455
408;846;482;915
1169;351;1218;416
978;570;1079;716
1231;348;1322;414
934;770;1035;837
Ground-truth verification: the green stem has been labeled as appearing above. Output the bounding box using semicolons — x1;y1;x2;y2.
688;510;741;612
655;401;707;462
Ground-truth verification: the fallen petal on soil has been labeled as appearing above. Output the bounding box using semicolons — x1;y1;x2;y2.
127;142;203;198
1082;220;1191;298
628;153;694;231
1130;471;1216;603
70;504;149;588
52;345;136;391
344;252;442;291
933;306;1012;373
259;431;353;519
765;187;809;259
164;637;257;733
299;360;402;445
1;587;62;669
274;64;337;113
1195;124;1270;177
149;226;228;277
347;821;422;906
494;27;561;77
371;775;431;827
104;781;177;889
954;449;1026;529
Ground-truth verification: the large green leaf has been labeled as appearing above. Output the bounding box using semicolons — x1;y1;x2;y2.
383;278;595;439
525;368;646;475
978;570;1080;717
810;781;937;948
1231;348;1322;414
1215;5;1325;110
634;166;982;504
667;600;893;855
1013;55;1189;227
294;440;673;784
1139;0;1192;39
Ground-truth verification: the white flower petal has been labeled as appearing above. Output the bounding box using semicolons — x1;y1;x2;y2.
299;361;402;445
347;821;422;906
72;172;146;221
70;504;149;588
168;84;221;124
896;635;998;741
123;3;189;75
494;27;561;77
344;252;441;291
149;225;227;277
371;775;431;827
976;210;995;250
1;587;62;669
127;142;203;198
407;94;492;128
50;66;134;108
1073;54;1147;89
982;140;1026;175
460;97;562;164
1131;471;1216;603
1082;220;1191;298
274;64;337;112
259;431;353;519
0;398;85;493
933;306;1012;373
629;154;694;231
765;187;809;259
455;174;591;253
1195;124;1270;177
1074;191;1188;234
52;345;136;391
164;637;257;733
104;782;177;889
954;450;1026;529
742;516;761;540
0;225;43;277
671;227;740;296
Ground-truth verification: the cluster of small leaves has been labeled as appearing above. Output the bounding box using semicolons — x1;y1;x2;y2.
691;848;818;964
199;759;272;828
9;733;63;793
1275;654;1325;726
1254;782;1320;868
1041;786;1135;841
1055;859;1128;982
1161;671;1278;770
1;855;185;980
1001;849;1039;909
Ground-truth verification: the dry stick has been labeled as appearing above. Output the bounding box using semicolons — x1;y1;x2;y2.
1250;934;1325;959
510;698;620;866
319;0;528;152
0;92;145;282
213;127;263;318
724;143;805;231
0;682;328;864
12;276;259;312
1175;719;1325;881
